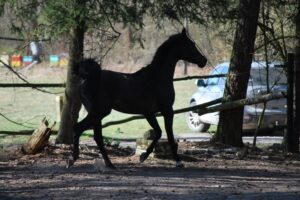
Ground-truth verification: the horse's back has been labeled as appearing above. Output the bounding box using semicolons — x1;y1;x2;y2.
99;70;159;114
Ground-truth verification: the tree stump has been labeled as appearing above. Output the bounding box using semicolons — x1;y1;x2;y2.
22;118;56;154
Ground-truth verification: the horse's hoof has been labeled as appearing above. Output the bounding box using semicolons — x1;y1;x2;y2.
176;161;185;168
95;159;115;172
66;158;74;169
105;162;116;170
140;152;148;163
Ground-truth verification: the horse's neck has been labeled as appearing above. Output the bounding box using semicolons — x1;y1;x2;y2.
150;55;178;83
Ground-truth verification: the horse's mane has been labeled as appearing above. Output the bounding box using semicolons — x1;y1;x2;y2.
150;33;182;67
134;33;182;76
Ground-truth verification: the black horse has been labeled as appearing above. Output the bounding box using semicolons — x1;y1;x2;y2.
68;28;207;169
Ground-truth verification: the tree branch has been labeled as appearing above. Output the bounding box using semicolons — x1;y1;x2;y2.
0;112;33;129
0;36;50;42
196;92;286;115
174;74;226;81
0;59;62;94
102;92;286;129
0;74;226;88
102;98;223;128
0;83;66;88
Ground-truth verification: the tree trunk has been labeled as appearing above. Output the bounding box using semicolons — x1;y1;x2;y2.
214;0;261;147
55;1;86;144
293;0;300;152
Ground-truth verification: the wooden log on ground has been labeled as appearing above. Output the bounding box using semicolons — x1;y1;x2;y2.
135;139;178;159
153;140;178;159
22;118;56;154
135;138;153;156
136;130;178;159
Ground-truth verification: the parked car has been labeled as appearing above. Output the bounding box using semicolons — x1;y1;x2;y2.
186;61;287;133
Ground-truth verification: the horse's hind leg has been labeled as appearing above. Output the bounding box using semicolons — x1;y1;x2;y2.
93;122;115;169
67;113;95;168
140;114;162;163
162;109;183;168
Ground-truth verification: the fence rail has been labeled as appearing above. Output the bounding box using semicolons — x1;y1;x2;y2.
0;83;66;88
0;74;226;88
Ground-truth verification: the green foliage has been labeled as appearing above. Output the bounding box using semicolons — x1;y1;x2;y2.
255;0;298;62
3;0;149;39
2;0;235;40
0;1;5;16
103;136;120;147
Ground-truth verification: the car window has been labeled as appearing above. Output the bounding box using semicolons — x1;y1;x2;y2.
207;65;228;86
249;67;287;86
206;62;286;87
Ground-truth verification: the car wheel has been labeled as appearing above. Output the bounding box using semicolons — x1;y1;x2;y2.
186;101;210;132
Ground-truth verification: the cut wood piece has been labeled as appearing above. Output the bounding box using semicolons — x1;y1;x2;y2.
135;138;153;156
135;138;178;159
22;118;56;154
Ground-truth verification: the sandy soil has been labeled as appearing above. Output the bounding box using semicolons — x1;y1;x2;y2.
1;142;300;200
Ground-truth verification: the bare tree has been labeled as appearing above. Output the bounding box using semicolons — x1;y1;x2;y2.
55;0;86;143
214;0;261;146
293;0;300;152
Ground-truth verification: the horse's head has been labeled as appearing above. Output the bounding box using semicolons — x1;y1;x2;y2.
179;28;207;68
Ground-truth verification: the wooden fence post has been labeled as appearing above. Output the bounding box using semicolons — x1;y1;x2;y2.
56;96;64;123
285;53;296;152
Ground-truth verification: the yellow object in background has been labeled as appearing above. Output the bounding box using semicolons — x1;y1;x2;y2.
10;55;23;68
59;57;69;67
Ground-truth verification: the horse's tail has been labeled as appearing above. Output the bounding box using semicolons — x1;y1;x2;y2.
73;58;101;79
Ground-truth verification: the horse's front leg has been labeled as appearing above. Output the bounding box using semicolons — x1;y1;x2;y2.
93;122;115;169
140;114;162;163
162;109;184;168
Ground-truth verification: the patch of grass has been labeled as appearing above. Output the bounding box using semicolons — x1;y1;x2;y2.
0;66;207;146
0;46;17;55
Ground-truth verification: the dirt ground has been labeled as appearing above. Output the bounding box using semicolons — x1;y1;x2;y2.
1;142;300;200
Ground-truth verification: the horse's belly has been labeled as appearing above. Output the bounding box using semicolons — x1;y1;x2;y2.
112;95;158;114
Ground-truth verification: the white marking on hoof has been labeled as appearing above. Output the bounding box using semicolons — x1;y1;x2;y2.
176;161;184;168
66;156;75;169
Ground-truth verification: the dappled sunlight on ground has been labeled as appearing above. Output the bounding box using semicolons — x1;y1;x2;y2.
1;142;300;199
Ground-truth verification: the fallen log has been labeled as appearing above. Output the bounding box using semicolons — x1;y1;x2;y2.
22;118;56;154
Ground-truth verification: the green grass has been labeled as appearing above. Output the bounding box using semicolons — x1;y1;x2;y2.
0;66;65;133
0;66;206;146
0;135;30;149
